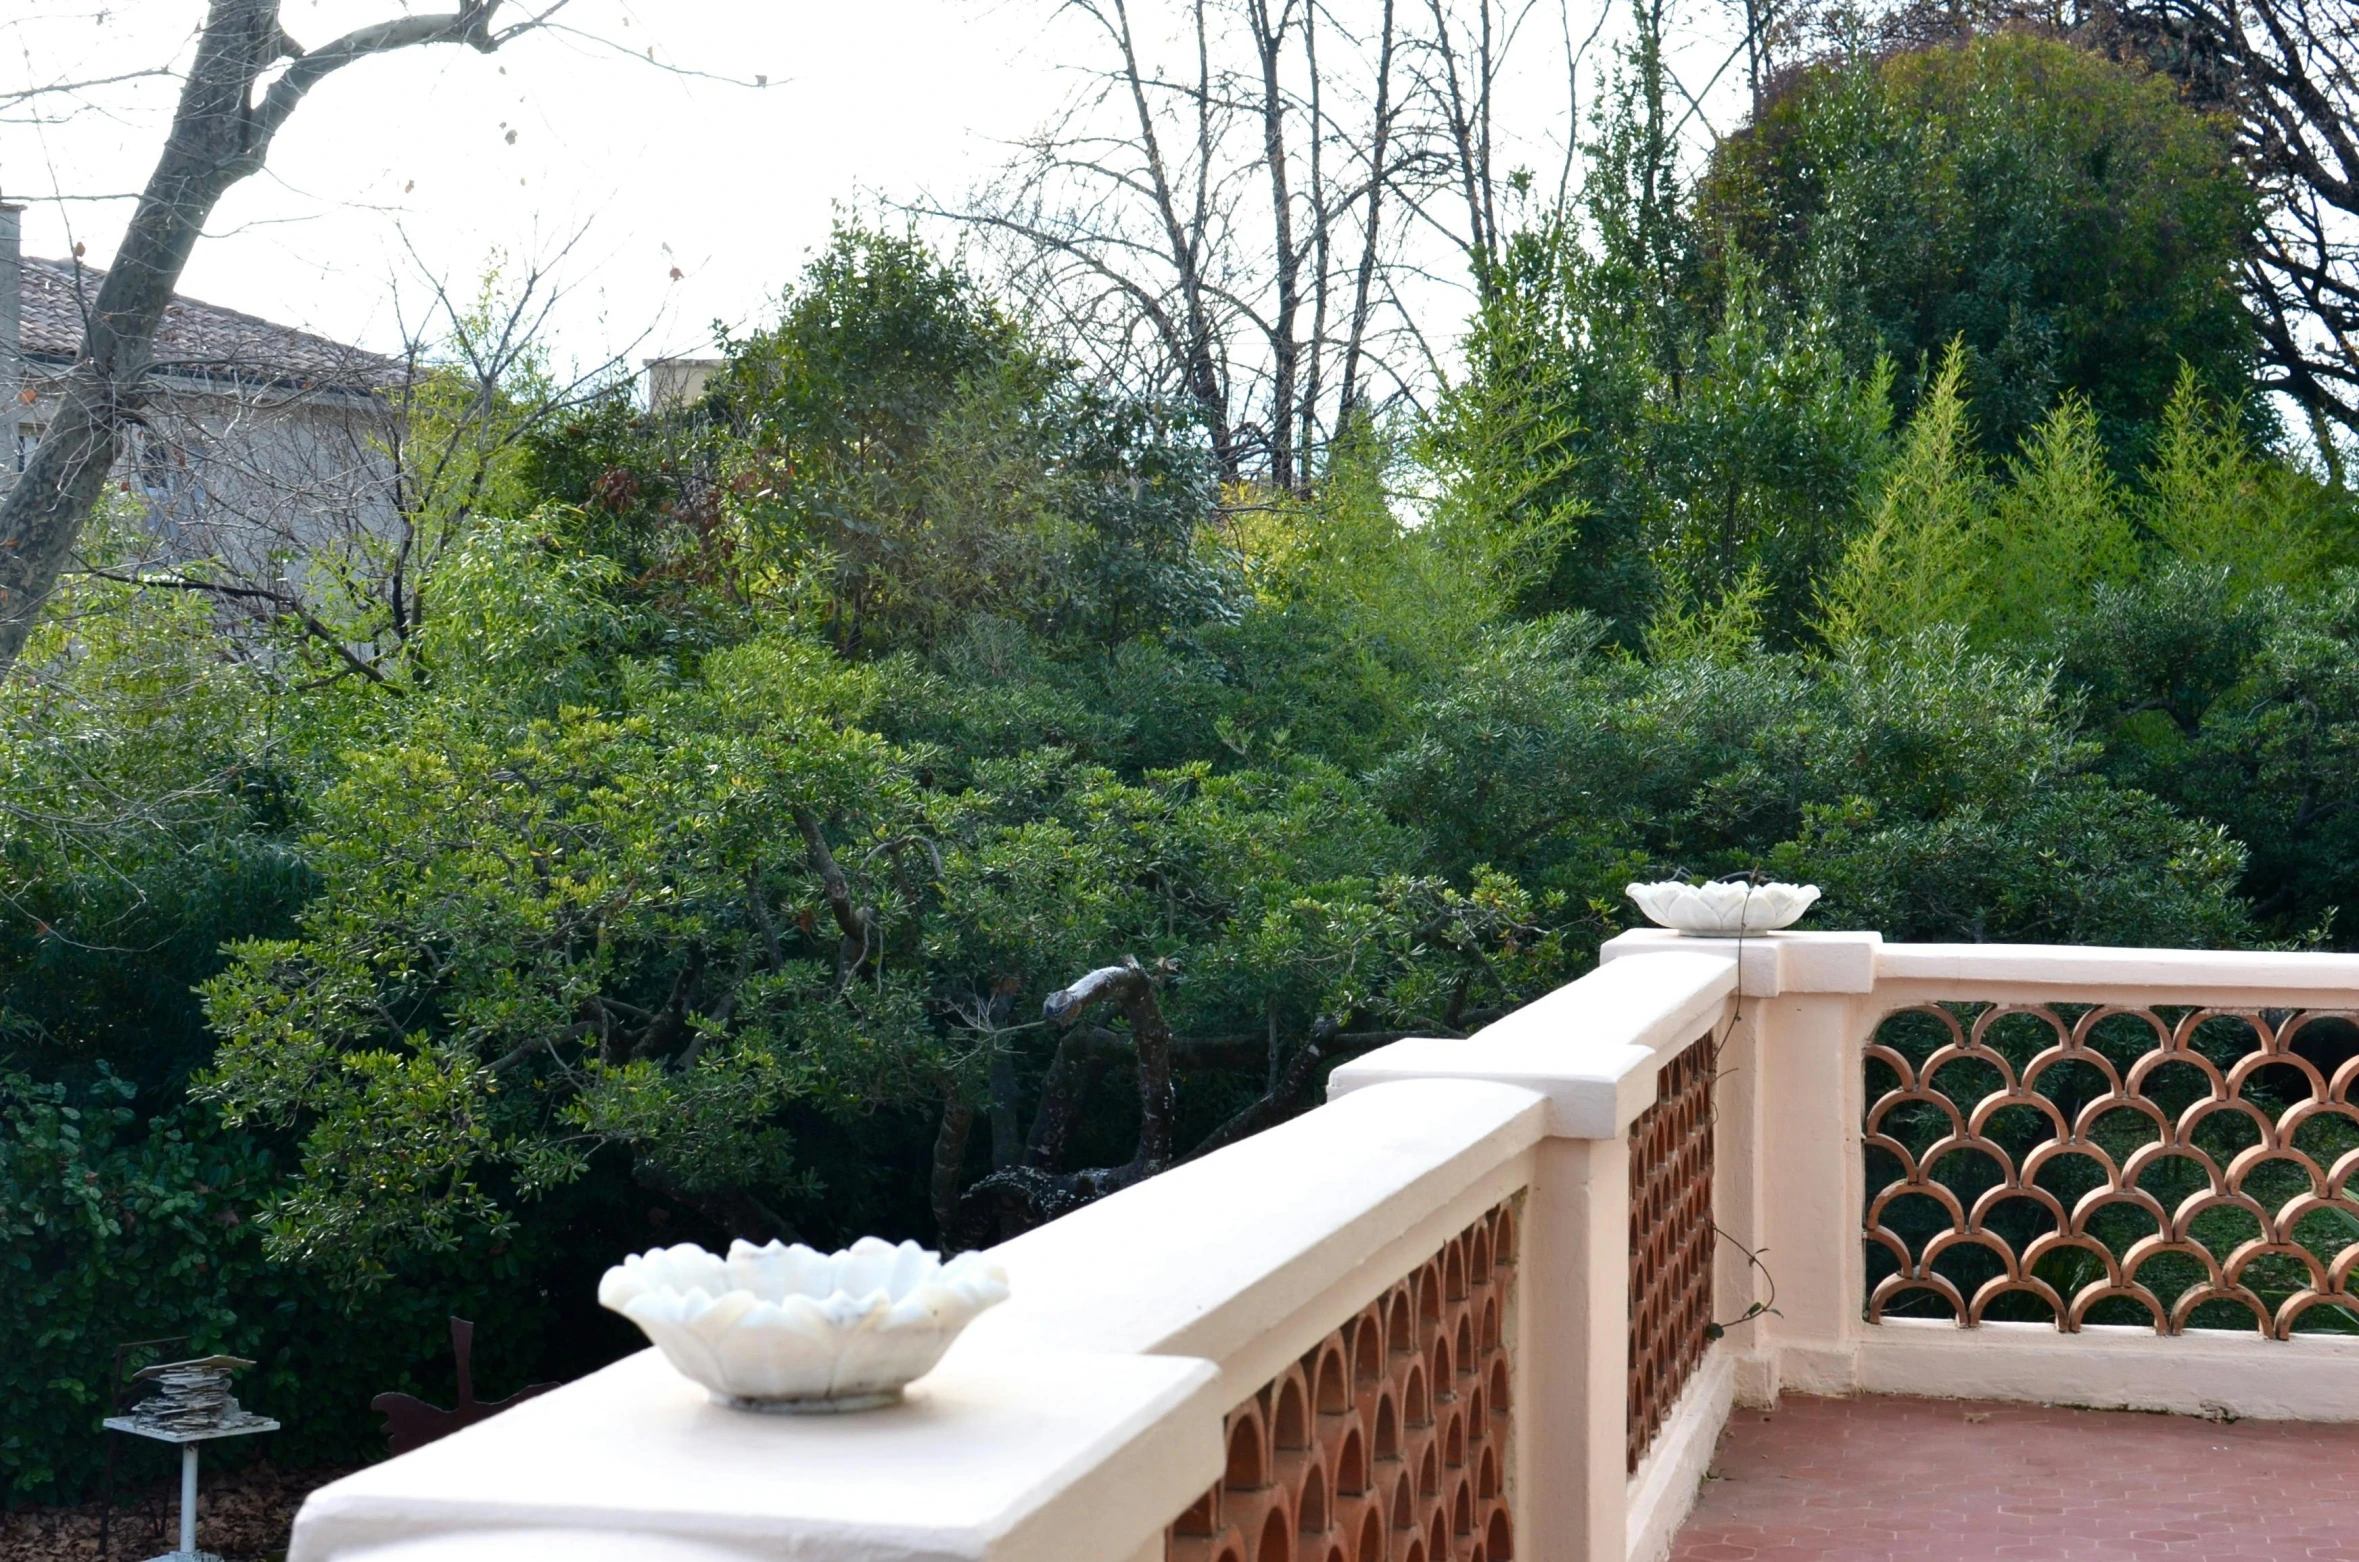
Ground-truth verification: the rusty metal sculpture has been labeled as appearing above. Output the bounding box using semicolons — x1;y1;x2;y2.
371;1317;561;1456
1166;1199;1518;1562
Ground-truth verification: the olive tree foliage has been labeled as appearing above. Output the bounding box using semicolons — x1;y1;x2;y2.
0;1;573;686
191;523;1560;1277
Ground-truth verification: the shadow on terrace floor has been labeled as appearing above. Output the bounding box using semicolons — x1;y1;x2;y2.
1670;1394;2359;1562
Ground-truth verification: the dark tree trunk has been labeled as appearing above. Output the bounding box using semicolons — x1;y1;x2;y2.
1339;0;1398;420
0;1;533;679
955;947;1512;1237
2097;0;2358;447
930;1094;976;1248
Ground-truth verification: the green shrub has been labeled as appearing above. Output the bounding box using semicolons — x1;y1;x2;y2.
0;1071;554;1505
1702;33;2258;463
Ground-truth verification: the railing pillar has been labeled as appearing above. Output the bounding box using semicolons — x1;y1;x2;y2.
1749;989;1876;1397
1602;931;1883;1408
1523;1134;1631;1562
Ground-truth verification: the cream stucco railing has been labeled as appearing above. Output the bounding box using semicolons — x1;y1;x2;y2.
1678;931;2359;1424
285;931;2359;1562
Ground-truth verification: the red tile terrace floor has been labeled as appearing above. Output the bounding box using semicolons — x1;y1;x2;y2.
1668;1395;2359;1562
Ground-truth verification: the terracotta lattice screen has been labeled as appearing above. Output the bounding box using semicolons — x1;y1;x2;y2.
1166;1199;1519;1562
1627;1035;1717;1473
1864;1003;2359;1336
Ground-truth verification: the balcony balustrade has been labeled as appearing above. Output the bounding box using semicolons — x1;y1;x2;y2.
285;930;2359;1562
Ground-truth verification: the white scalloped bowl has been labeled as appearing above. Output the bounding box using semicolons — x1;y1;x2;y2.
598;1236;1009;1412
1626;880;1820;937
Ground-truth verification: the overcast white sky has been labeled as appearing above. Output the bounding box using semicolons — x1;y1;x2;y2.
1;2;1745;379
2;3;1076;369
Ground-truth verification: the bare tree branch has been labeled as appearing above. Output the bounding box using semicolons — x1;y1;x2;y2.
929;0;1576;490
0;0;569;681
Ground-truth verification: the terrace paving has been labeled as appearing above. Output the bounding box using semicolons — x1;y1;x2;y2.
1669;1393;2359;1562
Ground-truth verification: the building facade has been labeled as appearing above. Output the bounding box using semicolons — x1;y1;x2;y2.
0;203;406;581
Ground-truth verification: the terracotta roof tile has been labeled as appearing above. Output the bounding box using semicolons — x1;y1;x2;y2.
21;257;404;392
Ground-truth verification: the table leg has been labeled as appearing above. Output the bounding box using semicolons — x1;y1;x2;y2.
179;1443;198;1558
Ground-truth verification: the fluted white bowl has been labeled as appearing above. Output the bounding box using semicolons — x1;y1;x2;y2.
1626;880;1819;936
598;1236;1009;1412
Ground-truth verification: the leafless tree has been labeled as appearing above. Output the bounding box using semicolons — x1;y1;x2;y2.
925;0;1581;493
2095;0;2359;467
0;1;576;684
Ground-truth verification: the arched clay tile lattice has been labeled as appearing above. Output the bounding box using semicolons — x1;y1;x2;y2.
1628;1033;1717;1473
1863;1002;2359;1339
1168;1198;1519;1562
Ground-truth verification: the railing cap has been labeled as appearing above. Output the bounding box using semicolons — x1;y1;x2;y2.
964;1076;1545;1390
1872;941;2359;997
290;1345;1222;1562
1599;928;1881;996
1332;951;1740;1137
293;1078;1556;1562
1603;929;2359;1000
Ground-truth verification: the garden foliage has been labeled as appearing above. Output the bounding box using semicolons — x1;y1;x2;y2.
3;33;2354;1505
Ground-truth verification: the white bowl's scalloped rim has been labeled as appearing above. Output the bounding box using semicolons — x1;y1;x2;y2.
597;1237;1009;1408
1624;880;1821;936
